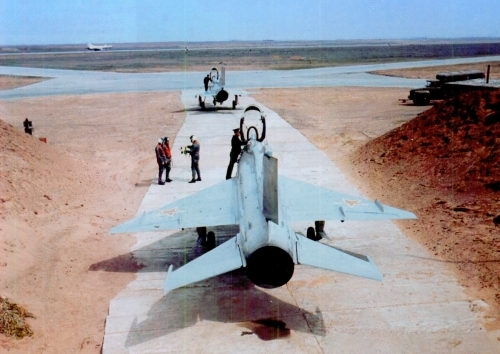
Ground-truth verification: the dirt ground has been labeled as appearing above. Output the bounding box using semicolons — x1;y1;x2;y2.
0;75;47;91
0;92;185;352
1;65;499;352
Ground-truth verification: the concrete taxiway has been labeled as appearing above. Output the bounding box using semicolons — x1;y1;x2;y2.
1;56;499;100
102;92;499;353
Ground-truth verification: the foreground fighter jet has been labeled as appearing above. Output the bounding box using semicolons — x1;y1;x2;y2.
111;105;416;294
196;66;241;109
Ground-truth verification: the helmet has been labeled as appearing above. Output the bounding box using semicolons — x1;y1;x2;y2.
164;137;169;142
190;135;196;142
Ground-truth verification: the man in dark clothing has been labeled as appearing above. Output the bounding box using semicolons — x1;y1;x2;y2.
185;135;201;183
155;138;166;185
162;137;172;182
203;75;211;91
23;118;33;135
226;128;246;180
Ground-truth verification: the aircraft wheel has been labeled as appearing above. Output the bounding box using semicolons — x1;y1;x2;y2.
196;227;207;245
206;231;216;248
307;227;316;241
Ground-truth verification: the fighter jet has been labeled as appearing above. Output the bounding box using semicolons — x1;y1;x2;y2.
87;42;112;51
111;105;417;294
196;66;241;110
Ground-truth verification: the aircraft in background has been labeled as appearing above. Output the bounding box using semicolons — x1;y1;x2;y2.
196;66;241;110
87;43;112;51
111;105;417;295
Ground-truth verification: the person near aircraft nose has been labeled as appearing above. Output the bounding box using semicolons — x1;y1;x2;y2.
184;135;201;183
226;128;247;180
162;137;172;182
203;74;211;91
155;138;166;185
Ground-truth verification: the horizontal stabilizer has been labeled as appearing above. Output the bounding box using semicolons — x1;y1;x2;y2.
280;176;416;221
110;179;238;234
296;235;382;281
164;236;244;294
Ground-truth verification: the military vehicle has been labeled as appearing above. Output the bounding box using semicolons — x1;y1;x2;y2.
408;70;485;105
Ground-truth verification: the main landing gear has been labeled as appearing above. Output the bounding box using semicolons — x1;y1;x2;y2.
196;227;215;248
232;94;239;109
307;220;326;241
198;96;206;110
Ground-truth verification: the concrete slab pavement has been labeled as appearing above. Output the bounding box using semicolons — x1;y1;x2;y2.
102;92;499;353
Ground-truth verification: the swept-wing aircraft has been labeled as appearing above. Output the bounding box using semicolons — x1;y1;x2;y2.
111;105;417;294
196;66;241;110
87;42;112;51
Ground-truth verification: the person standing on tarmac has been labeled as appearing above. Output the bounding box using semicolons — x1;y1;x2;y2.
155;138;166;185
162;137;172;182
203;74;211;91
184;135;201;183
226;128;246;179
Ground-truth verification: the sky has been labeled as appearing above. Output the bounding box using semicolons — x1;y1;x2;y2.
0;0;499;46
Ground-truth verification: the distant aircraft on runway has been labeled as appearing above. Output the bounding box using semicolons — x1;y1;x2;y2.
87;43;112;51
111;105;417;294
196;66;241;109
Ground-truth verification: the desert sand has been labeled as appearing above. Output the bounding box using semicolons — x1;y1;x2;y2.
1;74;499;352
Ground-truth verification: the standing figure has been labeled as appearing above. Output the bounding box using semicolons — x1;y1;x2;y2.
23;118;33;135
155;138;166;185
185;135;201;183
203;75;211;91
226;128;246;180
163;136;172;182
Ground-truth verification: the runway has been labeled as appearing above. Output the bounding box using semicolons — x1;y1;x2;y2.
101;92;498;353
1;56;499;100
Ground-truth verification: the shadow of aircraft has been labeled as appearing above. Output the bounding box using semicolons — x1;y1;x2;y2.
124;274;325;347
91;226;325;346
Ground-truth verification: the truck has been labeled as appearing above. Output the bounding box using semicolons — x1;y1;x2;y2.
408;70;485;105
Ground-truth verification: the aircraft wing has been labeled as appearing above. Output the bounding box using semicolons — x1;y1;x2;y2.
110;179;239;234
164;236;243;293
279;176;416;221
296;234;382;280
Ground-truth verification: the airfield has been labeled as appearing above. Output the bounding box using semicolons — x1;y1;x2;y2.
1;53;500;353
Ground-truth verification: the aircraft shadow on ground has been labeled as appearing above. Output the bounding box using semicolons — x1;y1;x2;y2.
171;107;240;114
90;226;325;345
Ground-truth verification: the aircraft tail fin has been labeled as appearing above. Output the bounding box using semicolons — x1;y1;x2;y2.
220;65;225;86
263;155;279;224
296;235;382;281
164;236;243;294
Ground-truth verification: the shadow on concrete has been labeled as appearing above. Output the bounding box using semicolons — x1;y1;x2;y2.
92;225;325;345
172;106;240;114
124;268;326;346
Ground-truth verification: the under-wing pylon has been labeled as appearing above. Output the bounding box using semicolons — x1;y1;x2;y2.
111;105;417;294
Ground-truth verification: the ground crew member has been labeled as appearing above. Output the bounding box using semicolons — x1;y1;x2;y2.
203;75;211;91
23;118;33;135
162;136;172;183
184;135;201;183
155;138;166;185
226;128;246;179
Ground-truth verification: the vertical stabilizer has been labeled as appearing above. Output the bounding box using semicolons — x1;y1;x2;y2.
220;66;226;86
263;155;279;224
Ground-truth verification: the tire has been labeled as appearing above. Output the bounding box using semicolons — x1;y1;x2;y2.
307;227;316;241
206;231;216;248
413;92;430;106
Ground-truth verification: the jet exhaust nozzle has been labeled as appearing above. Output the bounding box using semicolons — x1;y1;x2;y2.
246;246;294;289
216;89;229;103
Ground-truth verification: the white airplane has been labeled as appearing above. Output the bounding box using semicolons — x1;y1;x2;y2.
111;105;417;294
87;42;112;51
196;66;241;109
